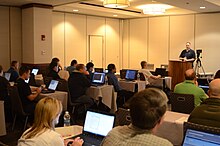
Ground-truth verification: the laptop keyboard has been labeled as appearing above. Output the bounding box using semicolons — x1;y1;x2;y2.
80;133;103;146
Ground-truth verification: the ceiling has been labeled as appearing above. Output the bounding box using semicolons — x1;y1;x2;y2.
1;0;220;18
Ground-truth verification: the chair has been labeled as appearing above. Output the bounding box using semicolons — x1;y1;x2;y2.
8;86;30;131
170;92;195;114
138;72;145;81
115;108;131;126
57;79;68;92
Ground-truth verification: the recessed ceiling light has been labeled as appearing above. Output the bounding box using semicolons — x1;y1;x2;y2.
113;15;118;17
73;9;79;12
200;6;206;9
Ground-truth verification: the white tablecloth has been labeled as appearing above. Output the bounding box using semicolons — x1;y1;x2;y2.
86;85;117;112
38;91;68;111
155;111;189;146
0;101;6;136
55;125;83;139
149;77;172;89
118;80;146;92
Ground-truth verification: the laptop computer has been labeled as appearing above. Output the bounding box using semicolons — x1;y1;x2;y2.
125;70;137;81
4;72;11;81
91;72;105;86
155;68;166;77
182;128;220;146
197;78;212;94
71;110;115;146
120;69;127;79
41;80;59;94
31;68;39;76
94;68;104;73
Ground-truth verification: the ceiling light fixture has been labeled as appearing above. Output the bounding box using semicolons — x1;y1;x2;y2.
200;6;206;9
73;9;79;12
113;14;118;17
138;4;172;15
103;0;130;8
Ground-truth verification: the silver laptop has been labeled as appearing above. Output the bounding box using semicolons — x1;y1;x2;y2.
72;110;115;146
41;80;59;94
91;72;105;86
4;73;11;81
31;68;39;76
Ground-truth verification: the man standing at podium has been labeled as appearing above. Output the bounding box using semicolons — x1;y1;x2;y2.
179;42;195;62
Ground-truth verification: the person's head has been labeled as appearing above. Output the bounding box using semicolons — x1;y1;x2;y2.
71;59;78;67
129;88;167;130
49;61;59;72
140;61;147;69
185;69;196;81
76;64;86;73
51;57;60;64
19;66;31;80
208;79;220;98
86;62;94;72
186;42;191;50
214;70;220;79
107;64;116;73
11;61;19;70
22;97;62;139
0;65;3;76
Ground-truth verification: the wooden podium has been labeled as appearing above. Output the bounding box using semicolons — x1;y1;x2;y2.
168;60;192;90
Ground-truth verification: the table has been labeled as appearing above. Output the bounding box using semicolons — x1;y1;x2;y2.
31;86;68;111
38;91;68;111
118;80;146;92
155;111;189;146
55;125;83;139
0;101;6;136
148;77;172;90
86;85;117;112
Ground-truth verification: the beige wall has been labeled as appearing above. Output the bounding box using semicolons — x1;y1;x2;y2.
0;6;21;70
123;13;220;73
52;12;121;69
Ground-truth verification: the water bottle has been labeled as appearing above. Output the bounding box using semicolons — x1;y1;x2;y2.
63;111;71;127
137;72;140;81
105;75;108;85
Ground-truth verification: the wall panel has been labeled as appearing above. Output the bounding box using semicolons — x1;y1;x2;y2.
149;16;169;68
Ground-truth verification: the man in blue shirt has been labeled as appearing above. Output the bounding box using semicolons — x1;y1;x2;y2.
7;60;19;82
179;42;195;62
106;64;134;108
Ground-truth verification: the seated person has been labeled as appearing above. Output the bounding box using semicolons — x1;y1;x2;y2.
7;60;19;82
68;64;94;107
106;64;134;108
0;65;9;101
174;69;208;107
101;88;172;146
47;61;61;80
86;62;94;80
138;61;161;85
51;57;62;71
66;59;77;75
0;65;11;122
188;79;220;128
18;97;83;146
16;66;42;115
214;70;220;79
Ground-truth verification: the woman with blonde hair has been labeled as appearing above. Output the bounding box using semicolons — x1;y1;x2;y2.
18;97;83;146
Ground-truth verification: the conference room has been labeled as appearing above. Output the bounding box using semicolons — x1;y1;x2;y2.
1;0;220;145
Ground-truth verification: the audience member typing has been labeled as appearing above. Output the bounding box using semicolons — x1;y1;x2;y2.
7;60;19;82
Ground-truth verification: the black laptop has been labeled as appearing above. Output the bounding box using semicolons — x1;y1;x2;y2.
197;78;212;94
182;126;220;146
4;72;11;81
31;68;39;76
125;70;137;81
120;69;127;79
71;110;115;146
41;80;59;94
155;68;166;77
91;72;105;86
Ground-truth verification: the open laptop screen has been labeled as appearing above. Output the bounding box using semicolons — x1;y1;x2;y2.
183;129;220;146
83;110;115;137
31;69;39;76
4;73;11;81
48;80;59;90
125;70;136;80
92;72;105;84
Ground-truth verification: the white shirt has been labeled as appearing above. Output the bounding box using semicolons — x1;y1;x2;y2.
138;69;153;84
18;129;64;146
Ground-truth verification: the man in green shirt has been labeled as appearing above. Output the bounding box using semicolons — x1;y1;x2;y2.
174;69;208;107
188;79;220;128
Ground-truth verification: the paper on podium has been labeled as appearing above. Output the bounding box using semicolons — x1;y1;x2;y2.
55;125;83;139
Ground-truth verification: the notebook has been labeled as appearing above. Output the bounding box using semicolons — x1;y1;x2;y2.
155;68;166;77
91;72;105;86
71;110;115;146
182;129;220;146
31;68;39;76
41;80;59;94
125;70;137;81
4;72;11;81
